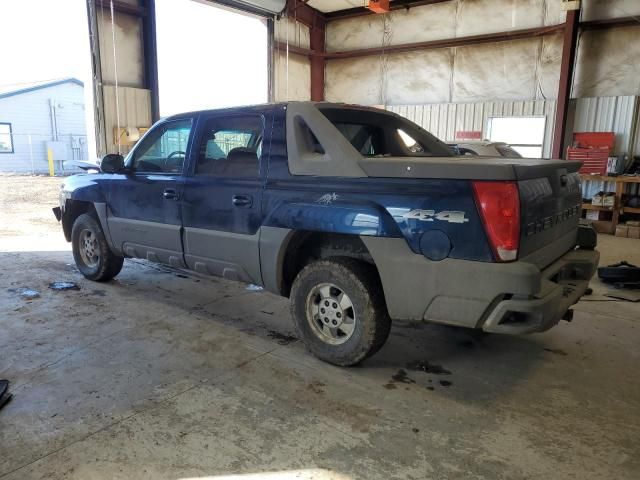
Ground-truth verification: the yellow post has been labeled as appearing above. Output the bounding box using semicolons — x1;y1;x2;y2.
47;148;55;176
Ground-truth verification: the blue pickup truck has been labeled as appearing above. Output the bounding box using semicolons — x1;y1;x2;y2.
54;102;599;366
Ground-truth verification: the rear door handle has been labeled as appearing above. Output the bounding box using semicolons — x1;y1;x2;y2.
232;195;253;208
163;188;179;200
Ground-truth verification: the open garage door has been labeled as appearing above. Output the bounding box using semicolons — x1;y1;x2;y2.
87;0;279;157
155;0;269;116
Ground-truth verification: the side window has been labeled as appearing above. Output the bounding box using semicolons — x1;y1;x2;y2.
195;115;263;177
397;129;425;154
132;119;192;173
0;123;14;153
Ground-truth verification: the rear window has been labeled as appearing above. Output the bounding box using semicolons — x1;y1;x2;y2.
319;108;453;158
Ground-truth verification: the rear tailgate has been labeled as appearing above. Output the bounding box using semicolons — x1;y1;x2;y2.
515;160;583;268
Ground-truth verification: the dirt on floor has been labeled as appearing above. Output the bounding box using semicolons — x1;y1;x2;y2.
0;174;65;249
1;175;639;480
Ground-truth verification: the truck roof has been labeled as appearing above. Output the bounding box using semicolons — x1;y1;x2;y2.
164;101;390;121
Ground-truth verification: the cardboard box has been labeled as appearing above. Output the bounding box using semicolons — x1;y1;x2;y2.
615;225;629;237
591;221;615;234
586;210;603;221
591;193;604;206
628;226;640;239
602;193;616;207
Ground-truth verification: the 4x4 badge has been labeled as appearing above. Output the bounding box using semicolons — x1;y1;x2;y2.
402;209;469;224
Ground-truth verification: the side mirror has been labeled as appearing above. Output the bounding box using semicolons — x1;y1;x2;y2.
100;153;125;173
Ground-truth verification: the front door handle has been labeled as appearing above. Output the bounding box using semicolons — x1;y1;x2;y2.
163;188;179;200
232;195;253;208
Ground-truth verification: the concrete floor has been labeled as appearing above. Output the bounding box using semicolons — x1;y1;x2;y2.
0;175;639;480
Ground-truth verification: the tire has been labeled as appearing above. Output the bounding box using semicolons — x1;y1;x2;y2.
71;213;124;282
290;258;391;366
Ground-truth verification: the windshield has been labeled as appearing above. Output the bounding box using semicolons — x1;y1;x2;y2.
319;107;454;158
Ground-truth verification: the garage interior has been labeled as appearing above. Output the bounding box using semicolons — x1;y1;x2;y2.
1;0;640;479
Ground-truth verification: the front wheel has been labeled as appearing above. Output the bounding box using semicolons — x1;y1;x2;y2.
290;258;391;366
71;213;124;281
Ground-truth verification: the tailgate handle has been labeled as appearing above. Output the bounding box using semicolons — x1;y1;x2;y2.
560;174;568;186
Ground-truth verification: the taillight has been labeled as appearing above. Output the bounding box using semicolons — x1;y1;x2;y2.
472;181;520;262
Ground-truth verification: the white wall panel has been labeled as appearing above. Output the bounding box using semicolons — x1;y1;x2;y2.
452;38;541;102
324;1;568;105
325;15;385;52
97;9;144;87
326;1;457;52
103;86;152;155
326;49;453;105
274;52;311;102
581;0;640;21
274;16;310;49
383;49;453;105
573;26;640;99
325;0;564;52
325;56;383;105
273;16;311;102
323;0;639;106
455;0;546;37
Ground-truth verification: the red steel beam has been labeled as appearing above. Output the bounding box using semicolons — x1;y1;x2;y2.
286;0;322;29
323;24;564;59
276;25;565;60
275;16;635;61
552;9;580;159
286;0;326;100
309;19;326;101
580;15;639;31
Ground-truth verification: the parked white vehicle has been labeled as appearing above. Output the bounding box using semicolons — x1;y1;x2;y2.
449;141;522;158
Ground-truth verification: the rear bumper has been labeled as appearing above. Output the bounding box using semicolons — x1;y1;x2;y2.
481;248;599;334
361;228;599;334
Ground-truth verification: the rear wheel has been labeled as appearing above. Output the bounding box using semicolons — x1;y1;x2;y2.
71;213;124;281
290;258;391;366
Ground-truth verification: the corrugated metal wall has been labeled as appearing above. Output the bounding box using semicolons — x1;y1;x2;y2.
572;96;638;157
0;82;88;174
388;96;640;161
387;100;557;157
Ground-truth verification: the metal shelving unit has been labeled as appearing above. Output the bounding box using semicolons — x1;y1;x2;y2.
580;174;640;234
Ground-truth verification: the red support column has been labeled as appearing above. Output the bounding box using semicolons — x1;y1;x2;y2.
286;0;326;101
552;8;580;159
310;17;326;101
